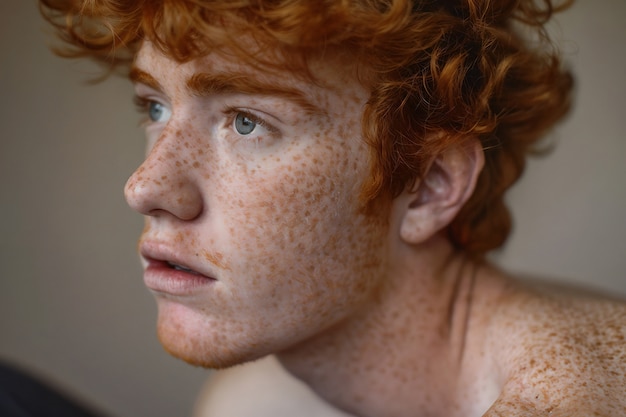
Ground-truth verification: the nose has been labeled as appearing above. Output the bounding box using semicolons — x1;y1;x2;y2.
125;133;203;221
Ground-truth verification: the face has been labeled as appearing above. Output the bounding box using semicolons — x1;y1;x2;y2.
125;42;392;368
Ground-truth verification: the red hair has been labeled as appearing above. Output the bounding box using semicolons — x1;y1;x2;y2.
40;0;574;256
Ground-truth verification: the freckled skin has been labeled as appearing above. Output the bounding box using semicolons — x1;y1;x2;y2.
126;43;626;417
196;274;626;417
482;282;626;417
126;42;389;368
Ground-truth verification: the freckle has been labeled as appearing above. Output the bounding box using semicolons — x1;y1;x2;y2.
202;249;230;270
175;161;182;167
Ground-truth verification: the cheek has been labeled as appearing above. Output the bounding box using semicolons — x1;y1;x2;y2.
213;138;386;308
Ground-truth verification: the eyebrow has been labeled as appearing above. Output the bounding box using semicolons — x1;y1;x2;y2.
129;66;326;117
129;67;162;91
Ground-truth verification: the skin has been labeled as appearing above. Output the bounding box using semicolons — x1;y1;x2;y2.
126;41;392;369
125;42;626;417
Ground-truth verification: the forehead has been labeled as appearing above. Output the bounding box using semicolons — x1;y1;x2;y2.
132;41;368;113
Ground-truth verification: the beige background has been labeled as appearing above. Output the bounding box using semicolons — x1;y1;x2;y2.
0;1;624;416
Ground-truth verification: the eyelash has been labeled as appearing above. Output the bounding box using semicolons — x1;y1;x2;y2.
133;95;280;137
223;107;279;135
133;95;158;125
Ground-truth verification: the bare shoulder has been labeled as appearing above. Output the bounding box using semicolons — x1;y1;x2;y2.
193;355;354;417
484;276;626;416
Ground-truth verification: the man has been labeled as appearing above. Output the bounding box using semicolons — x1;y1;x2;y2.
40;0;625;416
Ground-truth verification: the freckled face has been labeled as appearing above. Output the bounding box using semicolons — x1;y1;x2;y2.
125;42;391;368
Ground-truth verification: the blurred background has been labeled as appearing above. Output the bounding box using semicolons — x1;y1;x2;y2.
0;1;624;416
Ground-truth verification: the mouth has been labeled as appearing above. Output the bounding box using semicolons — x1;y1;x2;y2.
166;261;202;275
142;256;217;297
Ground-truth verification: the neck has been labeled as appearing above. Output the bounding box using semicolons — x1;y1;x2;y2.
276;237;505;417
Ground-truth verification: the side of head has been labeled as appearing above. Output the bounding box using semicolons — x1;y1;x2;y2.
40;0;573;255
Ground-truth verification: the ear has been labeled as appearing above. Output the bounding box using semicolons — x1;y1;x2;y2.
398;138;484;245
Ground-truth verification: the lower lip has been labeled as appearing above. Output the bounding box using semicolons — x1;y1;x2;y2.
144;262;216;296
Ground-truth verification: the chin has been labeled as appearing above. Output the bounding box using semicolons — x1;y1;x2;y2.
154;301;270;369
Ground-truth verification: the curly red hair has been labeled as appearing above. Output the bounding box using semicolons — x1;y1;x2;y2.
40;0;574;256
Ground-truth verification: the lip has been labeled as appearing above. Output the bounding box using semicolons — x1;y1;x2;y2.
140;241;217;297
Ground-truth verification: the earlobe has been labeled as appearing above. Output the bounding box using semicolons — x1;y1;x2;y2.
399;139;484;245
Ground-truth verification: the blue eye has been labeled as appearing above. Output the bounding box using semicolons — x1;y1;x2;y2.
148;101;169;122
234;112;257;135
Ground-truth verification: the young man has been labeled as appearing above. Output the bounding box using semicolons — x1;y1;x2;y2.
40;1;625;416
